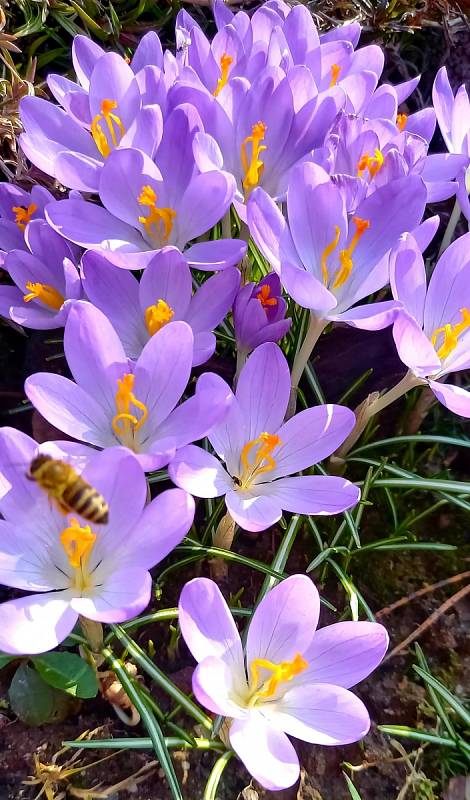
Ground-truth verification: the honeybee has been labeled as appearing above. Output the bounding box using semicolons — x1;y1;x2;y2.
27;455;109;524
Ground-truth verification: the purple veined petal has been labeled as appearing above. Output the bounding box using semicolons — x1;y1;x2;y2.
208;394;247;477
406;108;436;142
213;0;234;28
320;21;360;46
423;231;470;336
71;568;152;623
0;427;45;520
456;167;470;224
0;591;77;655
0;183;31;218
139;247;192;319
341;71;378;115
0;519;66;592
178;577;245;674
392;311;440;378
249;317;292;349
169;444;232;498
421;153;469;184
26;217;77;268
0;220;26;252
192;130;225;172
63;258;81;300
81;250;145;360
280;260;337;314
236;342;290;440
72;35;104;90
178;170;236;244
350;44;384;79
133;320;193;433
131;31;163;72
267;404;355;479
332;300;402;330
247;186;299;273
393;75;420;105
152;372;233;449
46;199;145;254
121;488;194;569
89;52;141;128
225;487;282;532
0;285;30;324
20;96;97;167
6;298;68;330
137;65;168;109
451;84;470;154
192;657;247;718
47;73;90;121
156;104;203;200
433;67;456;152
185;267;240;332
425;179;458;204
282;4;320;70
184;239;247;271
365;84;397;121
120;105;163;160
390;234;427;325
54;151;102;193
192;331;216;366
412;215;440;253
300;621;389;688
6;250;64;301
229;715;300;791
264;682;370;745
254;475;360;515
25;372;112;447
428;379;470;418
99;147;163;229
64;301;128;412
247;574;320;668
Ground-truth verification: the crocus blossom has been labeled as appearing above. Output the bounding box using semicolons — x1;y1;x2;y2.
45;105;246;270
433;67;470;220
169;342;360;531
391;231;470;417
25;301;233;471
0;429;195;655
233;272;291;354
82;248;240;365
0;219;81;330
0;184;53;263
179;575;388;789
247;161;427;330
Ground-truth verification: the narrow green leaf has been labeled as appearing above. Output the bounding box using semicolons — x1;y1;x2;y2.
64;736;225;752
414;645;456;738
351;434;470;457
343;773;363;800
413;666;470;727
203;751;233;800
257;515;302;600
378;725;470;754
33;652;98;699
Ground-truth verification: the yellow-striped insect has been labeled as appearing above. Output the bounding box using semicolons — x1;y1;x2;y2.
27;455;109;524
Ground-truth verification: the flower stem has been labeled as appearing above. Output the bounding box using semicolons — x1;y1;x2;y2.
438;198;461;257
287;312;326;418
332;370;423;464
80;616;104;652
210;512;236;582
234;348;248;387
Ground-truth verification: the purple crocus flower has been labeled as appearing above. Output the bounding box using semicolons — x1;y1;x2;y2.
179;575;388;790
0;184;53;262
25;301;233;471
247;161;427;330
432;67;470;221
82;248;240;365
233;272;291;354
0;219;81;330
391;231;470;417
45;106;246;270
19;36;167;193
169;342;359;532
0;428;194;655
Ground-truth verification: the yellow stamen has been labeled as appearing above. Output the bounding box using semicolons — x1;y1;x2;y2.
138;185;176;245
23;281;64;311
60;517;96;570
357;148;384;179
111;373;148;446
238;431;282;489
213;53;233;97
248;653;308;706
396;113;408;132
431;308;470;360
321;225;341;285
145;299;175;336
256;284;277;308
241;121;267;195
90;98;125;158
329;63;341;87
12;202;37;231
332;216;370;290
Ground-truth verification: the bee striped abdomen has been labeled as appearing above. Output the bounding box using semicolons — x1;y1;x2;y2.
63;479;109;524
28;455;109;525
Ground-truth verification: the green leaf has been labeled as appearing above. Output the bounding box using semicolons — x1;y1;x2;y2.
203;751;233;800
0;654;16;670
413;666;470;727
9;663;78;726
343;773;363;800
33;652;98;699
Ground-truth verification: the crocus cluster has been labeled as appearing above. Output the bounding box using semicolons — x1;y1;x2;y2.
0;0;468;790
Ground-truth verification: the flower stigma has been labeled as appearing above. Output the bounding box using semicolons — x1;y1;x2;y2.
332;216;370;290
138;185;176;245
60;517;96;591
12;202;37;231
91;98;125;158
431;308;470;361
256;284;277;309
321;225;341;285
396;113;408;132
329;64;341;87
23;282;64;311
236;432;282;490
357;149;384;179
112;373;148;449
241;122;267;195
213;53;233;97
145;299;175;336
247;653;308;707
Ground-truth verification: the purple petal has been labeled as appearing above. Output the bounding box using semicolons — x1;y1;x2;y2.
184;239;247;271
46;198;145;253
225;487;282;532
280;261;336;313
255;475;360;515
333;300;401;330
54;151;101;193
71;568;151;623
392;312;440;377
72;35;104;90
122;488;194;569
301;621;389;688
99;147;162;228
178;171;236;243
428;380;470;417
247;186;299;273
0;591;76;655
131;31;163;72
89;52;140;127
424;231;470;337
390;234;427;325
229;715;299;791
193;657;247;717
236;342;290;440
186;267;240;332
169;445;232;498
139;247;192;319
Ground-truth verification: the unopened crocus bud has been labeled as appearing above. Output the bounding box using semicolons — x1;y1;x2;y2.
233;273;291;355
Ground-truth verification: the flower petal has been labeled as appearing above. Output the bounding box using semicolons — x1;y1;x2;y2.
192;656;248;718
184;239;247;271
0;591;77;655
169;445;232;498
255;476;360;515
71;568;152;623
225;487;282;532
229;715;299;791
236;342;290;440
428;380;470;418
392;312;440;377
